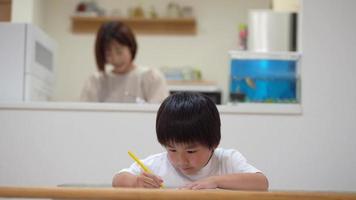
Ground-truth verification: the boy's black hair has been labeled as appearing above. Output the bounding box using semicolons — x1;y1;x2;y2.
156;92;221;149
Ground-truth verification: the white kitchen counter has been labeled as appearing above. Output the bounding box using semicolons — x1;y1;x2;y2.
0;102;302;115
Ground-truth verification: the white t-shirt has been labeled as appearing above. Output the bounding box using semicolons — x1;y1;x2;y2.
80;66;169;103
118;148;261;188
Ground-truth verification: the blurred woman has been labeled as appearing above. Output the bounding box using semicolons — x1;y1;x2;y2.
80;21;169;103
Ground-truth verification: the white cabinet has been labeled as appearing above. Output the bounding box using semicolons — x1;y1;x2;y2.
0;23;56;102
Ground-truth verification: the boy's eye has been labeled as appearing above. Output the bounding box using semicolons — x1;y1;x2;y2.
168;149;176;152
187;150;197;154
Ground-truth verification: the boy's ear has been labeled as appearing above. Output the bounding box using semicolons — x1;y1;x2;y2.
211;144;218;150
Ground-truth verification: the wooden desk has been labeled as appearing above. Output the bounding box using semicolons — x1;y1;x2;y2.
0;187;356;200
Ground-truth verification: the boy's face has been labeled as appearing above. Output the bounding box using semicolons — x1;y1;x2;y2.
166;142;214;175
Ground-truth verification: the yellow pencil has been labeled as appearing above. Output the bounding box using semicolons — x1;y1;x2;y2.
128;151;165;188
128;151;153;174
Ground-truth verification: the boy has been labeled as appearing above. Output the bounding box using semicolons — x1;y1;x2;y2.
112;92;268;190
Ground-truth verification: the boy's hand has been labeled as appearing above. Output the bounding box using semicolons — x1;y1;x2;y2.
136;172;163;188
181;176;218;190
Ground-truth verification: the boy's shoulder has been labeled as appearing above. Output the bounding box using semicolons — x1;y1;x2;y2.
215;147;240;154
214;148;244;160
213;148;261;173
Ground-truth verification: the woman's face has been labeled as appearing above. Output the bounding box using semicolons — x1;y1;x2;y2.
105;40;133;74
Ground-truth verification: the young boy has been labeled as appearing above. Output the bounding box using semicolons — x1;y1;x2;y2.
112;92;268;190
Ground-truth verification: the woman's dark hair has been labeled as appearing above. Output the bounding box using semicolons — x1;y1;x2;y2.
95;21;137;72
156;92;221;149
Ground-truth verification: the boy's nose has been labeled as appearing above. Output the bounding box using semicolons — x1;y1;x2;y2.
177;154;189;165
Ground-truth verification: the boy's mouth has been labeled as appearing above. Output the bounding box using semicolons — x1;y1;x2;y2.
180;166;194;173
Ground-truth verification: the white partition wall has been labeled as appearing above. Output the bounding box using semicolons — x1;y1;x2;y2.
0;104;161;186
0;99;355;191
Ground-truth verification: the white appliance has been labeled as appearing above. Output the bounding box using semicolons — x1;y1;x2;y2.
248;10;297;52
0;23;56;102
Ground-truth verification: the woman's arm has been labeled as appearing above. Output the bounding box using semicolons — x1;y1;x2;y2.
80;74;101;102
142;68;169;103
182;172;268;190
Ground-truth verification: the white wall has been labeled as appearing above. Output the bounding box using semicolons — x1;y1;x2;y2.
11;0;46;28
273;0;300;12
11;0;34;23
1;0;356;192
39;0;270;102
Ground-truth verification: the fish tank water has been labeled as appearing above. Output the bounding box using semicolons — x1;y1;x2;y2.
229;51;300;103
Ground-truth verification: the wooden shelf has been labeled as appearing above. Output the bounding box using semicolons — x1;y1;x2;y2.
0;0;12;21
71;16;197;35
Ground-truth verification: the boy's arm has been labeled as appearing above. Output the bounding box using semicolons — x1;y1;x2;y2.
182;172;268;191
215;172;268;190
112;172;138;187
112;172;163;188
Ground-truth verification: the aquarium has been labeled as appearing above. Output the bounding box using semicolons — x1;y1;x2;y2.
229;51;300;103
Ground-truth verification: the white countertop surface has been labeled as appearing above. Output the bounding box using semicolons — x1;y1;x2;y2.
0;102;302;115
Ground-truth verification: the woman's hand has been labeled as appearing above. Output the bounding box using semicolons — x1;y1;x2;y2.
181;176;218;190
136;172;163;188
